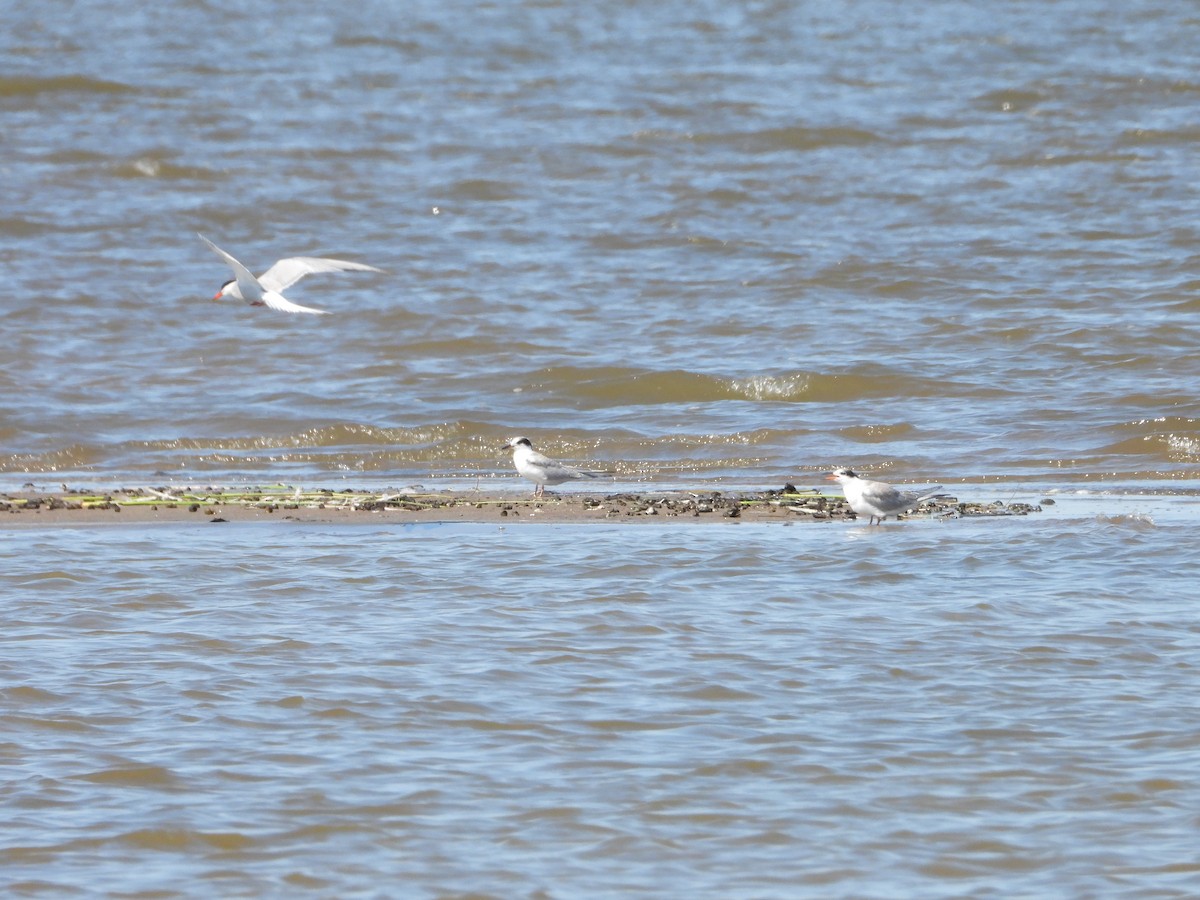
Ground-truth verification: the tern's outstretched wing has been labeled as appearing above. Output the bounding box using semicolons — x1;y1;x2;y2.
258;291;330;316
199;233;263;303
259;257;384;293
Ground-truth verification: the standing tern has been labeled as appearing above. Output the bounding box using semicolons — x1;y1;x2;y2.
199;233;383;315
827;468;947;525
502;436;600;497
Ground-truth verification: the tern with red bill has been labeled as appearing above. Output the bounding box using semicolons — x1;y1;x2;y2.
199;233;383;315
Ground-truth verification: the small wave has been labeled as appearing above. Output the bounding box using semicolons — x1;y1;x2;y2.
19;148;222;181
806;256;962;298
539;367;805;403
0;686;67;704
0;74;137;97
1106;419;1200;462
706;125;885;152
1120;126;1200;146
1093;513;1156;530
131;423;525;474
111;422;490;455
726;373;814;400
0;444;100;473
445;178;521;201
0;216;56;237
334;34;425;53
974;88;1048;113
0;426;491;475
995;149;1147;168
837;423;917;443
523;366;956;405
1165;434;1200;460
0;422;809;483
630;124;884;153
117;828;253;852
111;156;222;180
78;765;180;787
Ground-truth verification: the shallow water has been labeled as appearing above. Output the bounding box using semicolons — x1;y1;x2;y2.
3;507;1199;898
4;0;1200;896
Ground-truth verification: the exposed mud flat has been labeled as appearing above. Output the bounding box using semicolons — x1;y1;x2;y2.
0;485;1042;526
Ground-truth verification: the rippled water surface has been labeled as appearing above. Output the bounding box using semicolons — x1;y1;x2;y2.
3;0;1200;489
3;509;1200;898
4;0;1200;895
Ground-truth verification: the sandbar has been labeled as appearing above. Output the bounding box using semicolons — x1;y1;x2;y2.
0;485;1041;527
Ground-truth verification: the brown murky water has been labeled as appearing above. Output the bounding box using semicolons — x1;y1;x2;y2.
3;1;1200;491
4;505;1200;896
3;0;1200;895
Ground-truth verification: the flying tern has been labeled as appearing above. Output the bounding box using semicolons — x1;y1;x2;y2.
199;233;383;315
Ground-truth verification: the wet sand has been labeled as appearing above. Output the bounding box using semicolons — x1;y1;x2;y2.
0;485;1041;527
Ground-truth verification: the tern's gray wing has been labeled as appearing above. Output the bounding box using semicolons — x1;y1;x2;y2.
881;483;945;512
530;450;598;480
859;479;906;509
563;465;600;479
912;487;946;504
558;463;600;480
530;451;574;474
525;449;557;468
258;257;385;293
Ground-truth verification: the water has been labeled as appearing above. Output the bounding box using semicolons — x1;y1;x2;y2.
3;512;1199;898
3;0;1199;489
4;0;1200;895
